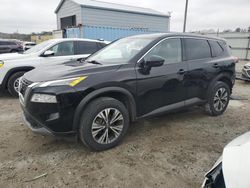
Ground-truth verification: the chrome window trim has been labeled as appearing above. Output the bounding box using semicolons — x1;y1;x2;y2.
137;36;182;64
137;36;221;64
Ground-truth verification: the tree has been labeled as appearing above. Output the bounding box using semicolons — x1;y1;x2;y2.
235;28;241;32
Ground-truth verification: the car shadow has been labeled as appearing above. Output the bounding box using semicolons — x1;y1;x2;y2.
0;91;15;99
29;106;206;154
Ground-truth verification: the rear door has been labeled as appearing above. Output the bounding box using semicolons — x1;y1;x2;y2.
0;41;10;53
183;38;221;102
136;38;188;117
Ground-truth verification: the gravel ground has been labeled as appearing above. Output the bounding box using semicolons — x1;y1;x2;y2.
0;61;249;188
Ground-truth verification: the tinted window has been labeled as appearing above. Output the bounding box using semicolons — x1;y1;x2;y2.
8;42;16;45
145;38;182;64
76;41;99;55
0;41;15;45
184;39;211;60
97;42;107;49
209;40;224;57
49;41;74;56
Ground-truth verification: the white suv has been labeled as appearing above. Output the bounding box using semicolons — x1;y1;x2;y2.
0;38;108;96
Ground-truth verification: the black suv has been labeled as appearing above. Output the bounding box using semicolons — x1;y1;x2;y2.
19;33;236;151
0;39;23;54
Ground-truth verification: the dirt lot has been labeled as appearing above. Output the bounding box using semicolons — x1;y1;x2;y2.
0;62;250;188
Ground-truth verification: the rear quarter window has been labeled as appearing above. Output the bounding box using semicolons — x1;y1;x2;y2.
209;40;224;57
184;38;211;60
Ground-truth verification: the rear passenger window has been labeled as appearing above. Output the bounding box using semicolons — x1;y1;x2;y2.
76;41;99;55
209;40;224;57
184;39;211;60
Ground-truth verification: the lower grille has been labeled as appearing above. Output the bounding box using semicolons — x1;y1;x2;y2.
24;112;42;129
247;70;250;77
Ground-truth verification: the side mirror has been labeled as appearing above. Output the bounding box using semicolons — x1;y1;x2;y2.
42;50;55;57
139;55;165;75
145;55;165;67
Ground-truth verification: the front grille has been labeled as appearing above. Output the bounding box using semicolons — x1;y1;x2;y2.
20;78;33;96
247;70;250;76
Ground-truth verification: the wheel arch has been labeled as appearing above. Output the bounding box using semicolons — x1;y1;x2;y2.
2;66;34;89
73;87;137;132
206;71;234;98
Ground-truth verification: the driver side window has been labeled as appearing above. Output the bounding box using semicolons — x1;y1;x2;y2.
145;38;182;64
49;41;74;56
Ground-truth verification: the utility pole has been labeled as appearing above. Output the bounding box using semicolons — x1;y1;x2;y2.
183;0;189;33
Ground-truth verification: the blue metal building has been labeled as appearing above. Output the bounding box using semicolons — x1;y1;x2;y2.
55;0;170;41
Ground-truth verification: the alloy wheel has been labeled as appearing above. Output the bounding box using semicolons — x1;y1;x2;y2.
14;77;20;93
213;87;229;112
91;108;124;144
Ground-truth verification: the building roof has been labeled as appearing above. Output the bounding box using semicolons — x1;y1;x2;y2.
55;0;169;17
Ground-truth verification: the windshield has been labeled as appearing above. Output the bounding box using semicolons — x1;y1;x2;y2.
86;37;154;64
24;40;55;54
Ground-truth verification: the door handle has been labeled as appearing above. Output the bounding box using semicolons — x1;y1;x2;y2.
213;63;219;68
178;69;186;75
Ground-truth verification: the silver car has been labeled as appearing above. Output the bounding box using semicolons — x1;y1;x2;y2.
242;63;250;81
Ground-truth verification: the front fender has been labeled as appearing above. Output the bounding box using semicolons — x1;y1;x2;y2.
72;87;137;132
2;66;34;88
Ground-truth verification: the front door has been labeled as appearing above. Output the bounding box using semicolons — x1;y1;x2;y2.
38;41;89;65
136;38;188;117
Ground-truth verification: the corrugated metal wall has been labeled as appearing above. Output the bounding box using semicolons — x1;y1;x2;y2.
81;7;170;32
56;0;82;29
66;26;157;41
205;32;250;60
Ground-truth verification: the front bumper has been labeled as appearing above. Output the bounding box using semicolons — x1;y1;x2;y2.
19;84;81;137
242;66;250;80
22;111;52;135
202;157;225;188
21;103;76;137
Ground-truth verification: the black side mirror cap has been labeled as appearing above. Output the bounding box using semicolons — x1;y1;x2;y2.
145;55;165;68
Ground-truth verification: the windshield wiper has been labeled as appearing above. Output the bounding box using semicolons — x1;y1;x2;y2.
86;60;102;65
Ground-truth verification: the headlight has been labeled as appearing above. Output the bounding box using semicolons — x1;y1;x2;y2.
31;94;57;103
39;76;87;87
244;65;250;69
0;60;4;68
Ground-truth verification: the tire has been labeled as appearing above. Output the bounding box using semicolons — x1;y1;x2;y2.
10;49;18;53
7;71;26;97
79;97;130;151
205;81;230;116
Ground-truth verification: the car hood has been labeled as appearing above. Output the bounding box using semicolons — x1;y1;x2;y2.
24;61;121;82
245;62;250;68
0;52;35;61
222;131;250;188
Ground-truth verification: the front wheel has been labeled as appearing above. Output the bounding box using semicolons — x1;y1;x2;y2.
7;71;25;97
205;81;230;116
79;97;130;151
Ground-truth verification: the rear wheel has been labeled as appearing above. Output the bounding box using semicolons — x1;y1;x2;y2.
10;49;18;53
205;81;230;116
79;97;130;151
7;71;25;97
